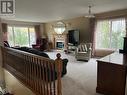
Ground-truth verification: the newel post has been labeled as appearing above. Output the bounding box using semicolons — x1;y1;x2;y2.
55;53;63;95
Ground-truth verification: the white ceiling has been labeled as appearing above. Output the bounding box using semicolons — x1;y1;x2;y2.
1;0;127;22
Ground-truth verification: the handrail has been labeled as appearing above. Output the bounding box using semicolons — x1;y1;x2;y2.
1;47;62;95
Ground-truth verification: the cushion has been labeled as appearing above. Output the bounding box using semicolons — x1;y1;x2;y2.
4;41;10;47
78;44;88;52
13;47;50;58
27;48;49;58
84;44;88;52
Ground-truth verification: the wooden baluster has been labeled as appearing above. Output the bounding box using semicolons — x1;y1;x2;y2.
30;56;33;87
36;58;39;92
31;56;34;89
33;57;36;91
29;55;31;86
27;55;29;85
29;56;32;87
23;54;26;83
28;56;31;87
38;59;41;94
45;61;48;95
42;60;46;95
48;62;52;95
47;61;50;95
39;59;43;95
36;58;39;94
29;56;32;86
24;55;27;84
36;58;40;93
27;55;29;86
55;53;63;95
32;56;35;90
36;58;39;93
23;54;25;82
50;62;54;95
37;59;39;94
26;55;28;85
34;57;37;92
28;55;32;89
52;62;56;95
34;57;37;91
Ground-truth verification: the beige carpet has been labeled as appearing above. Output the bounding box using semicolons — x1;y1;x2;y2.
46;51;102;95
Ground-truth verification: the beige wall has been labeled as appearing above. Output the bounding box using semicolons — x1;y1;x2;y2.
4;70;35;95
44;17;91;46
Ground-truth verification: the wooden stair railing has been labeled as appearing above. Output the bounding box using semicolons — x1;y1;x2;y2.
1;47;62;95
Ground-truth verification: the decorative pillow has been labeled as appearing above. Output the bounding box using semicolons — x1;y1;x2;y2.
81;45;85;51
78;45;82;52
78;44;88;52
84;44;88;52
4;41;10;47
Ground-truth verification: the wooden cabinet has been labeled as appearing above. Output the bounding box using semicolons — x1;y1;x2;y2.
96;53;127;95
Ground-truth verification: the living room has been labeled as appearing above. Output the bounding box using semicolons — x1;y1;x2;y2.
0;0;127;95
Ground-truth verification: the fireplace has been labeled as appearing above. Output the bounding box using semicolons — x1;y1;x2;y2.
56;42;64;49
54;34;67;50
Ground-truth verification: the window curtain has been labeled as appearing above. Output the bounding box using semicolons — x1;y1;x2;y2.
95;18;126;49
35;25;41;39
2;23;8;41
90;18;96;57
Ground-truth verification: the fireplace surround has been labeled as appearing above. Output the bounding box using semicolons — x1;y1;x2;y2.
53;34;67;50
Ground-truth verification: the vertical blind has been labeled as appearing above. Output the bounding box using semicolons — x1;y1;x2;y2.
95;18;126;50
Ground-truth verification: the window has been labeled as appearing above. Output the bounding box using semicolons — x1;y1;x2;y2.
8;26;36;47
95;18;126;50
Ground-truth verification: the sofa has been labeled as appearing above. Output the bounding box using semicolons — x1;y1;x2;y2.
13;47;68;81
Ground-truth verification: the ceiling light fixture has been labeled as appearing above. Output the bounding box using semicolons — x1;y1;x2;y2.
85;5;95;18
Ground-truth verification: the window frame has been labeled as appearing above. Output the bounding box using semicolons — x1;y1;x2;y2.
8;25;36;47
95;18;126;50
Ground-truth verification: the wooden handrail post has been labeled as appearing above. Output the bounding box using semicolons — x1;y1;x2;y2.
55;53;63;95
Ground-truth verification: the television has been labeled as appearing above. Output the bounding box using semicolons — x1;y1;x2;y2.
68;29;79;46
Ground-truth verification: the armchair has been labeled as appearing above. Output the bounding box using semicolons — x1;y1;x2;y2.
75;43;92;61
32;38;48;51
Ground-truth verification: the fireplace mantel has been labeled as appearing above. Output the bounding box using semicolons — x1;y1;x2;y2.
53;34;67;50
